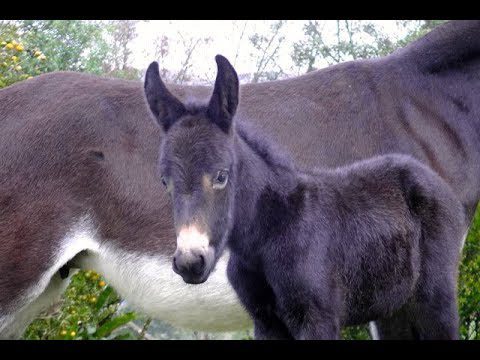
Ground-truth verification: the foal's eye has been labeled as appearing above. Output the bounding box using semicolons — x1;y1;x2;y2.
212;170;229;190
161;176;168;188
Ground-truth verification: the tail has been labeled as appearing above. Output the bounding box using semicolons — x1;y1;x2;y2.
391;20;480;74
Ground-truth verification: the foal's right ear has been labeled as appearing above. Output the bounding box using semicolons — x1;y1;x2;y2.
144;61;186;131
207;55;239;133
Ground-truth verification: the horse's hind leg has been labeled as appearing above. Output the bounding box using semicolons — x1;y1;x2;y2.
375;276;459;340
0;272;71;339
373;306;417;340
409;277;460;340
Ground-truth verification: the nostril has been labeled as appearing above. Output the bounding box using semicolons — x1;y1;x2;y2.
191;254;206;276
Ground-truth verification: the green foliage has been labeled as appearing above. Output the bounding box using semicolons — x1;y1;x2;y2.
18;20;110;74
292;20;398;72
458;204;480;339
342;325;370;340
292;20;447;73
249;21;287;83
23;270;137;340
395;20;448;48
0;37;48;88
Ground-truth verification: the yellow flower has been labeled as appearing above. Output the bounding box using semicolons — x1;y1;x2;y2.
5;43;14;50
11;40;18;46
90;296;97;303
70;331;76;337
15;44;24;52
38;54;46;61
98;280;106;287
14;65;22;71
60;330;67;336
33;50;42;57
11;55;18;62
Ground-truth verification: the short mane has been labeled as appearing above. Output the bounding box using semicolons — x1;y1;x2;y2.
235;121;295;171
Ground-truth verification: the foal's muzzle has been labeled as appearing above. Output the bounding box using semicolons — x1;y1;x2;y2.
172;226;215;284
173;248;211;284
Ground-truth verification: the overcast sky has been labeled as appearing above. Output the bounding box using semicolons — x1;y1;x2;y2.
129;20;413;83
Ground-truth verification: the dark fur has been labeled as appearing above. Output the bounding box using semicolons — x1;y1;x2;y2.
1;21;479;336
150;55;466;340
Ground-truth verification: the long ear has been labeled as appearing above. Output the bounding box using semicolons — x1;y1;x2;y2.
207;55;239;133
144;61;186;131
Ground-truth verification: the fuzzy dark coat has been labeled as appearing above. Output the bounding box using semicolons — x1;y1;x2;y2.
146;55;466;340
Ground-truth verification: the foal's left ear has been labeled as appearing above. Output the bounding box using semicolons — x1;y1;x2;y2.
144;61;186;131
207;55;239;133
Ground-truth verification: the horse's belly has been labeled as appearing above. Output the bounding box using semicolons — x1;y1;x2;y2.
78;247;252;332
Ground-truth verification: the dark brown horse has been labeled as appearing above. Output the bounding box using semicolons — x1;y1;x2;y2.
0;20;479;338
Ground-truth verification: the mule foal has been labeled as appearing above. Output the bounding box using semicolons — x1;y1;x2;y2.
144;55;466;340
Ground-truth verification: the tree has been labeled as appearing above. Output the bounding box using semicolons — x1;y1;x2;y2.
394;20;447;47
292;20;398;73
149;31;212;85
102;20;141;80
249;20;287;83
292;20;448;73
17;20;111;74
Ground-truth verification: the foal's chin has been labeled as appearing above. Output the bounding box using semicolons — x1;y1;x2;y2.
179;271;211;285
173;262;214;285
182;275;209;285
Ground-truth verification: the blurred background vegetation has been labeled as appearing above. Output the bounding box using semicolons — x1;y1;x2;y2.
1;19;478;340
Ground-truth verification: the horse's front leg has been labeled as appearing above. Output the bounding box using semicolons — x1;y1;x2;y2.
292;309;341;340
265;259;341;339
274;288;341;339
227;254;292;340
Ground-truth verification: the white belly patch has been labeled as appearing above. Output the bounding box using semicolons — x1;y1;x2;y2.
72;216;252;332
1;214;252;336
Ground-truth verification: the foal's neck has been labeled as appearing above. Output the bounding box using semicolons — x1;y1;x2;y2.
228;123;304;259
234;123;299;199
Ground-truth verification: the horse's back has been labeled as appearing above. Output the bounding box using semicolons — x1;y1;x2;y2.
238;22;480;219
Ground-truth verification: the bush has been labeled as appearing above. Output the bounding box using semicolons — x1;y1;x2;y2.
23;270;137;340
458;205;480;339
0;39;48;88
